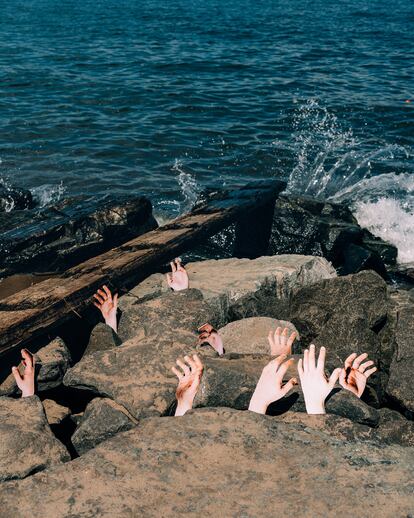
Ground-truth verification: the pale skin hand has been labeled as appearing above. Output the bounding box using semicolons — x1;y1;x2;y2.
12;349;35;398
268;326;298;356
339;352;377;398
198;328;224;356
93;285;118;333
298;344;342;415
172;354;203;416
248;355;297;415
166;258;189;291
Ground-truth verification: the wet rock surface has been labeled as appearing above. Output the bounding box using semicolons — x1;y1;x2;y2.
71;398;136;455
0;194;157;278
0;338;72;396
0;396;69;482
268;195;397;277
0;186;34;212
1;409;413;517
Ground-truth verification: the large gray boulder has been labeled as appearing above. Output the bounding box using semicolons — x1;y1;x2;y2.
386;304;414;413
0;338;72;396
71;398;136;455
64;330;194;419
119;255;336;328
268;195;396;277
0;409;413;517
217;317;300;355
118;288;219;343
376;408;414;447
278;409;414;447
288;271;388;371
0;396;69;481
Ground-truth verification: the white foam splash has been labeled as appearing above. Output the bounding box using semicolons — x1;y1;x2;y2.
354;197;414;264
31;182;66;207
286;99;414;263
172;159;201;213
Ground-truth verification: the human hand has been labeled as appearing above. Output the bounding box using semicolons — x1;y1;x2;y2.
172;354;203;416
339;352;377;398
298;344;342;415
268;326;298;356
198;323;224;356
248;355;297;415
93;285;118;333
12;349;35;398
166;258;189;291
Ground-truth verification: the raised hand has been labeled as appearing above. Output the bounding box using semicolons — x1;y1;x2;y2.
248;355;297;415
198;323;224;356
339;352;377;398
93;285;118;333
12;349;35;398
298;344;342;415
172;354;203;416
268;326;298;356
166;258;189;291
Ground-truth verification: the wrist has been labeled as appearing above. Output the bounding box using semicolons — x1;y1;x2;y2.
304;400;326;415
105;314;118;333
21;389;34;398
248;393;269;415
175;400;192;416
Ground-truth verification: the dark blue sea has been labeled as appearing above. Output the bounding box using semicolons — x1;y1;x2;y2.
0;0;413;261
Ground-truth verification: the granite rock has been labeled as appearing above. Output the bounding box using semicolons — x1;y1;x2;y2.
0;396;69;481
71;398;136;455
0;408;412;517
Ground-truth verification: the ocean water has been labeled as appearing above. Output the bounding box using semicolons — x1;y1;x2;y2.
0;0;413;261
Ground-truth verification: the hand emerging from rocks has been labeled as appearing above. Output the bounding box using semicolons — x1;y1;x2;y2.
166;258;189;291
93;285;118;333
268;326;298;356
339;352;377;398
248;356;297;415
172;354;203;416
198;323;224;356
298;344;342;415
12;349;35;398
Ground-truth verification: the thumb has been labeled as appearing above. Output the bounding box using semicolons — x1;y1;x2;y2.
281;377;297;396
328;368;342;390
113;293;119;307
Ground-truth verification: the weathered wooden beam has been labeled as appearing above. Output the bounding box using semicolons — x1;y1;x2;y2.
0;180;285;354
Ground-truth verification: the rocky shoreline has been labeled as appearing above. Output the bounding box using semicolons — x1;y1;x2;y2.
0;253;413;516
0;184;413;516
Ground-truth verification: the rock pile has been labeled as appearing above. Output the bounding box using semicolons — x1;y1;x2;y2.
0;254;413;516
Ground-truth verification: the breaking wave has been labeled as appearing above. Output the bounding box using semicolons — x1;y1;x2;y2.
286;100;414;263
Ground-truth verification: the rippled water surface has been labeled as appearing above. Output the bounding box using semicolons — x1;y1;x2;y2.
1;0;413;260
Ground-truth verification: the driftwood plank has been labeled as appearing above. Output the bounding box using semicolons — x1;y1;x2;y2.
0;180;285;354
